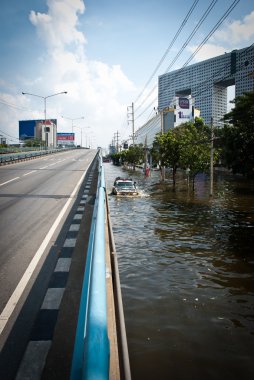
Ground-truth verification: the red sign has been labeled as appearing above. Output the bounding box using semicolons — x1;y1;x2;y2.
57;133;74;141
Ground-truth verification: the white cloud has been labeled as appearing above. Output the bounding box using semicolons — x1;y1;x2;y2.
188;43;227;62
211;11;254;45
29;0;86;50
0;0;136;149
189;10;254;63
23;0;136;148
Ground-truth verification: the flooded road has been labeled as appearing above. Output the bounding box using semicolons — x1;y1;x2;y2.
104;163;254;380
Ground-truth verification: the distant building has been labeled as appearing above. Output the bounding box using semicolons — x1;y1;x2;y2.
109;145;116;155
158;45;254;127
135;96;200;147
0;136;7;145
19;119;57;147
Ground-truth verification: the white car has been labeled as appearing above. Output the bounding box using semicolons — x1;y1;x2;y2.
112;177;138;196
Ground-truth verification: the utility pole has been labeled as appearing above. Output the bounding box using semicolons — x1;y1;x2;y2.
127;102;135;146
114;131;120;152
160;108;165;181
111;138;115;154
144;135;150;177
210;117;214;197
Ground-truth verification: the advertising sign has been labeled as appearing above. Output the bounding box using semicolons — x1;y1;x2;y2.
57;133;74;141
179;97;189;109
19;119;57;140
57;133;75;145
175;96;193;127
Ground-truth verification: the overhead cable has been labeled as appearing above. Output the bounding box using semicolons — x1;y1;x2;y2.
135;0;240;122
134;0;199;105
135;0;218;114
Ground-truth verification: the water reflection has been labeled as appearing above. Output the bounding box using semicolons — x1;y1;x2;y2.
104;164;254;380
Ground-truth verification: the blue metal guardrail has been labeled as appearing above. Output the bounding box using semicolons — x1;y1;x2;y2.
0;147;79;164
0;149;59;164
71;155;110;380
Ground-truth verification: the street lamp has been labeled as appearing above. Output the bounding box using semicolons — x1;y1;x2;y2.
22;91;67;147
87;131;95;149
61;116;85;146
61;116;84;133
73;125;90;147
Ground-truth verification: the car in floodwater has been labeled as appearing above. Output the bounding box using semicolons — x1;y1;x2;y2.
112;177;138;196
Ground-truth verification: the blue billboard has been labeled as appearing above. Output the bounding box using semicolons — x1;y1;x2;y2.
19;119;57;140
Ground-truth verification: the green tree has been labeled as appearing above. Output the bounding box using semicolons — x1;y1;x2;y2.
178;122;212;190
24;138;42;147
221;90;254;177
110;152;122;166
151;119;218;190
124;144;144;170
152;130;181;187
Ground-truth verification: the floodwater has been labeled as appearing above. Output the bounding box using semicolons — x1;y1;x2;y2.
104;163;254;380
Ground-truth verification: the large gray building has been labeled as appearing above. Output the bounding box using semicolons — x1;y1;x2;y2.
158;45;254;127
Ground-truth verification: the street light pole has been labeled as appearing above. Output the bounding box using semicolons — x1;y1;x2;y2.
22;91;67;148
61;116;84;146
73;126;90;147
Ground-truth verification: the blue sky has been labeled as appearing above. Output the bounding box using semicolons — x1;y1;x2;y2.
0;0;254;148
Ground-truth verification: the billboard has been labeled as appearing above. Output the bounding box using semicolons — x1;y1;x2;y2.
174;96;193;127
179;97;189;109
57;133;75;146
19;119;57;140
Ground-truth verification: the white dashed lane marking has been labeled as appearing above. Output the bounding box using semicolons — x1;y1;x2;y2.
23;170;37;176
12;170;94;379
0;177;20;187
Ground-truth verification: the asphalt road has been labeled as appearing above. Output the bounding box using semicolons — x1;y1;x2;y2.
0;148;97;348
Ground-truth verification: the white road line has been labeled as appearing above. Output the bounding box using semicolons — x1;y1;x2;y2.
0;177;20;187
0;169;87;335
39;166;48;170
23;170;37;177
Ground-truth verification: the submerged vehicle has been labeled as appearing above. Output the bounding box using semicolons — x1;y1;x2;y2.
112;177;138;196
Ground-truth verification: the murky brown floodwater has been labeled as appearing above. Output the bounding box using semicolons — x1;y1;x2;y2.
104;163;254;380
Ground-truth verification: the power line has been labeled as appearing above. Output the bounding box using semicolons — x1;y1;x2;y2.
0;129;20;142
135;45;253;143
134;0;199;105
0;98;29;111
135;0;218;114
135;0;240;122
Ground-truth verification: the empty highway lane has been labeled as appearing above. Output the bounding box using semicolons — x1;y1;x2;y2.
0;148;97;344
